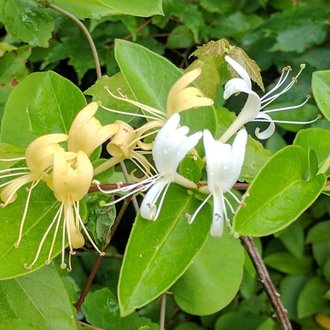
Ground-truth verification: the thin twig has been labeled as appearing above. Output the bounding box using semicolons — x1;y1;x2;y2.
75;198;131;311
49;4;102;79
159;293;167;330
78;320;104;330
240;236;292;330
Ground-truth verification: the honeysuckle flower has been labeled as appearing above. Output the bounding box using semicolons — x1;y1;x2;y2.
93;119;162;178
0;134;68;247
140;113;202;220
189;129;247;236
220;56;318;143
102;68;213;122
25;149;103;271
68;102;119;156
96;113;202;220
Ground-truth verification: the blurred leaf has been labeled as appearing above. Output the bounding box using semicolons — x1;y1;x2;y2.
312;239;330;267
264;252;313;274
1;71;86;147
178;155;203;183
280;274;309;320
276;221;304;258
83;288;158;330
0;143;25;169
0;46;31;84
307;221;330;243
312;70;330;121
118;185;211;316
297;276;329;318
0;264;78;330
215;311;265;330
173;229;244;315
102;0;163;16
0;0;54;47
167;25;193;49
233;146;326;236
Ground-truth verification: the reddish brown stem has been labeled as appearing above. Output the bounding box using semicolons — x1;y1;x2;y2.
240;236;292;330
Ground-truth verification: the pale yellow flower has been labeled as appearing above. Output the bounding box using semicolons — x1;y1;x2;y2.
68;102;119;156
25;148;103;271
0;134;68;248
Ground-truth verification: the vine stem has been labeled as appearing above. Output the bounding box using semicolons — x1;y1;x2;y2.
239;236;292;330
48;4;102;79
75;197;131;312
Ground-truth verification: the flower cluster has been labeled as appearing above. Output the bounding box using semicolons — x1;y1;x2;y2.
1;56;316;270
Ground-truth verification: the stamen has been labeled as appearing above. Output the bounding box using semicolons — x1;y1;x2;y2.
188;193;212;224
263;96;310;114
131;150;157;175
226;189;242;204
128;129;159;148
0;156;25;162
46;204;63;264
104;87;166;121
14;179;41;247
254;115;320;125
24;203;62;270
130;156;152;178
224;195;236;215
60;212;67;270
0;167;29;173
73;202;105;256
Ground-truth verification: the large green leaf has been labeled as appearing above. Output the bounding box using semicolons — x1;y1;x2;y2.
312;70;330;121
1;71;86;147
294;128;330;176
233;146;326;236
118;184;211;316
54;0;163;18
0;183;62;280
172;228;244;315
0;0;54;47
115;39;182;112
83;288;158;330
0;264;78;329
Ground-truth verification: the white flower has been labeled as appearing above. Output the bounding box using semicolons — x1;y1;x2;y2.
96;114;202;220
140;113;202;220
220;56;317;143
190;129;248;236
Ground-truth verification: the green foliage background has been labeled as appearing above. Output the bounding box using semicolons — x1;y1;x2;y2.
0;0;329;329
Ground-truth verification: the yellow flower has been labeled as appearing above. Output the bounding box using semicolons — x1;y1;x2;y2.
68;102;119;156
0;134;68;248
25;148;103;271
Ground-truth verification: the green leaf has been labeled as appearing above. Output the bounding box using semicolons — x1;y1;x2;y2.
280;274;309;320
0;183;63;279
115;39;182;112
0;0;54;47
294;128;330;176
167;25;194;49
118;185;212;316
172;228;244;315
102;0;163;16
297;276;329;318
83;288;158;330
307;221;330;243
215;311;265;330
264;252;313;274
0;45;31;84
1;71;86;147
0;264;78;330
0;143;25;169
233;146;326;236
312;70;330;121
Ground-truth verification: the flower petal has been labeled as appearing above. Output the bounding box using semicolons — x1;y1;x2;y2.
225;56;251;88
210;190;224;236
254;112;276;140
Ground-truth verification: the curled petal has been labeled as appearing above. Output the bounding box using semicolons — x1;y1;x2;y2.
0;173;35;205
225;56;251;88
68;102;118;156
167;68;213;116
254;112;276;140
25;134;68;174
223;78;252;100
